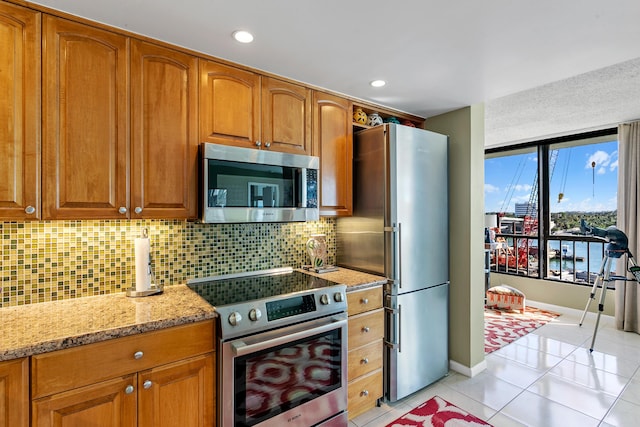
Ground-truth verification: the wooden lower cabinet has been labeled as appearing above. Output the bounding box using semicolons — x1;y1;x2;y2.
0;357;29;427
138;353;214;427
346;286;384;420
31;321;215;427
32;375;137;427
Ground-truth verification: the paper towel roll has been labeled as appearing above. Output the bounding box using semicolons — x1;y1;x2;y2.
135;236;152;292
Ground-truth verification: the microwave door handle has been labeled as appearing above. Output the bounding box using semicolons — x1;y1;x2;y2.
300;168;307;208
231;317;347;356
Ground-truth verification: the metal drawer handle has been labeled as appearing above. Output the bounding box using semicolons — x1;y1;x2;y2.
361;390;369;397
125;385;134;394
143;380;153;389
361;357;369;364
265;141;271;148
25;205;36;214
361;298;369;304
134;351;144;360
119;206;127;214
362;326;370;333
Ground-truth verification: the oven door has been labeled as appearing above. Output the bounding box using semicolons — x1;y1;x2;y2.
220;313;348;427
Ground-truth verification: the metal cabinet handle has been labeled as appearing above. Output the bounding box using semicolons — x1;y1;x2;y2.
361;390;369;397
362;326;370;333
255;141;262;147
118;207;127;214
143;380;152;389
125;385;134;394
25;205;36;214
361;298;369;305
134;351;144;360
265;141;271;148
361;357;369;364
134;207;142;214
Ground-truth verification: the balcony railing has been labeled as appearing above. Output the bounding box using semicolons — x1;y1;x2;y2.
488;233;610;286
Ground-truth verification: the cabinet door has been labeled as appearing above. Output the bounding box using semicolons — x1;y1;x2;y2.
262;77;311;155
131;40;198;219
32;374;137;427
42;16;128;219
313;91;353;216
138;353;214;427
0;358;29;427
200;60;260;149
0;2;40;220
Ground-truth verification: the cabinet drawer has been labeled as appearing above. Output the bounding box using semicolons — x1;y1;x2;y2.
32;320;214;399
348;339;383;381
347;369;383;420
347;286;382;316
348;309;384;349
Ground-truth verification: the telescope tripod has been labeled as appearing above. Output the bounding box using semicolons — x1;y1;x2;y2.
579;248;640;352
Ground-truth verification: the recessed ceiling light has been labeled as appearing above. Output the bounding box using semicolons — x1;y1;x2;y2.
232;30;254;43
370;80;386;87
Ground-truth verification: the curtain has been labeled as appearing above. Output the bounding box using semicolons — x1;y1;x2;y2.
616;121;640;332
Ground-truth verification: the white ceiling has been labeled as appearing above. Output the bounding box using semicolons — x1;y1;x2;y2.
31;0;640;145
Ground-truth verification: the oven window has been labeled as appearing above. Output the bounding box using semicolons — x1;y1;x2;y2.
207;159;296;208
234;328;342;426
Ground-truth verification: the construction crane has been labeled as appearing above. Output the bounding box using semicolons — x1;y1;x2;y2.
518;150;559;268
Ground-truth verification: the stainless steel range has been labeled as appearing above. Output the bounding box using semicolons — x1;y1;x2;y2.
187;267;348;427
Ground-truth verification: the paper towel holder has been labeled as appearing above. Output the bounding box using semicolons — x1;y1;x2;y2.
127;228;164;298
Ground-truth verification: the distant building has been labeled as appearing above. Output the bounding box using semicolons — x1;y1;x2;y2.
515;202;537;217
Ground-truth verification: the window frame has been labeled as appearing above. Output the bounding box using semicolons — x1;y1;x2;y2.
485;127;618;285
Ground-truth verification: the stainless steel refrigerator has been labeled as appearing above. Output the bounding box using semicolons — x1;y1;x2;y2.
337;123;449;402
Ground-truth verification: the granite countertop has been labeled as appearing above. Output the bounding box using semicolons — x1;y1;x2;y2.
300;267;387;291
0;284;216;361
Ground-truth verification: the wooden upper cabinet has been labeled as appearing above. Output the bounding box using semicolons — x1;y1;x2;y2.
42;16;128;219
0;2;40;220
200;62;312;154
261;77;312;155
199;60;260;149
130;40;198;219
313;91;353;216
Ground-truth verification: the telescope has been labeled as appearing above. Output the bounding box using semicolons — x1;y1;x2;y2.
579;219;640;351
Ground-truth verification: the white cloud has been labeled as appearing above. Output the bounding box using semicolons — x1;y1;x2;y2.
484;183;500;193
586;150;617;171
610;159;618;171
510;184;532;192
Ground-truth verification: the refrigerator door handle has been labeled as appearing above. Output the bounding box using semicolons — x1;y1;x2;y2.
384;306;399;350
384;225;400;286
383;305;402;352
397;223;402;288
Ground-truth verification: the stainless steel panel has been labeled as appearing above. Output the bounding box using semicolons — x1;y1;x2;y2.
203;142;319;169
385;283;449;402
337;125;386;274
387;124;449;293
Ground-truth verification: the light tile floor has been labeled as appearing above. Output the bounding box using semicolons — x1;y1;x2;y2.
349;301;640;427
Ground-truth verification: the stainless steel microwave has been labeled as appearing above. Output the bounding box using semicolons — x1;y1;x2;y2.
200;143;320;223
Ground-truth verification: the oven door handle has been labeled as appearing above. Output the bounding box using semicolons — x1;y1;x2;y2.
231;316;347;357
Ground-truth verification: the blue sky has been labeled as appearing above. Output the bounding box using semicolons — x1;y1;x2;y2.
484;140;619;213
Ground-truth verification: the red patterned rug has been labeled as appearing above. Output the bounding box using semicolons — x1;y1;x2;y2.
386;395;492;426
485;306;561;354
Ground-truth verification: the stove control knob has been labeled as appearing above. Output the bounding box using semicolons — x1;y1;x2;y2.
320;294;330;305
248;308;262;321
333;292;344;303
228;312;242;326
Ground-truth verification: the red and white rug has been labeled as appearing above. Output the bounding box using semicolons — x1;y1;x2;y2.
484;306;560;354
385;395;492;427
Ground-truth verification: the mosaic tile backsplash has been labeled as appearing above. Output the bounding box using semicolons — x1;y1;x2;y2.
0;219;336;307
